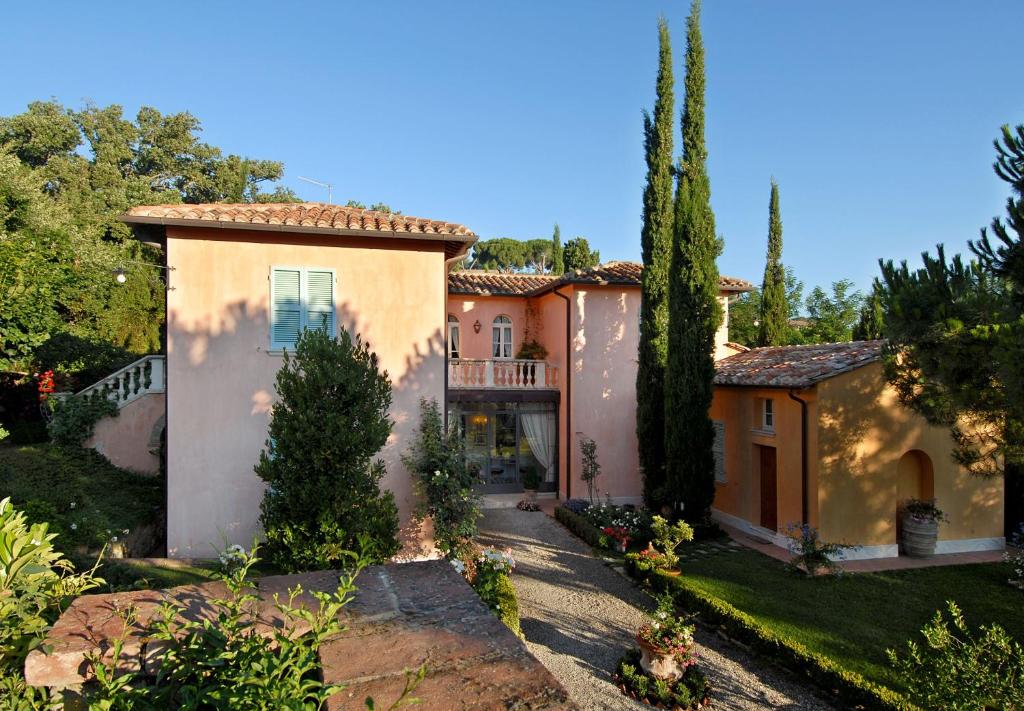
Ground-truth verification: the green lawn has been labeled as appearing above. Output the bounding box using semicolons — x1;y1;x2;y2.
0;443;163;555
676;547;1022;694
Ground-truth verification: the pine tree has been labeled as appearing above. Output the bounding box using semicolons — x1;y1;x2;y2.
551;223;564;275
637;17;675;509
664;0;722;522
758;179;787;346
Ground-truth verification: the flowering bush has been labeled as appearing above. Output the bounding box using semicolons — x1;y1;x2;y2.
584;502;646;531
516;499;540;512
636;594;698;667
902;498;948;524
404;399;478;559
785;523;855;576
626;546;671;573
1005;524;1024;590
601;526;632;550
450;547;520;636
218;543;248;573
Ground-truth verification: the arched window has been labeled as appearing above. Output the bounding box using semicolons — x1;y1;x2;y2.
492;315;513;359
447;314;461;359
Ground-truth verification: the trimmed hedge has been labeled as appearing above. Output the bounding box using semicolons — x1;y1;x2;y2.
554;505;604;548
645;571;917;711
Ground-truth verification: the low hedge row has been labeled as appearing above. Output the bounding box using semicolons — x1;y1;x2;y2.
645;570;917;711
553;505;604;548
494;573;522;638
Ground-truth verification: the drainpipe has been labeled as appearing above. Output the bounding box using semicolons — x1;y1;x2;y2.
553;287;572;500
788;389;809;525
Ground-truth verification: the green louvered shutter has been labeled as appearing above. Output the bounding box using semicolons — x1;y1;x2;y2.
305;270;335;335
271;268;301;350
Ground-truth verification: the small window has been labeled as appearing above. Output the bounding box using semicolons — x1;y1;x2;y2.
270;267;335;350
492;315;513;359
712;420;726;483
447;315;461;359
762;398;774;431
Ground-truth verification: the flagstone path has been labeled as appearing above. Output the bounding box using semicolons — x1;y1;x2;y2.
479;508;836;711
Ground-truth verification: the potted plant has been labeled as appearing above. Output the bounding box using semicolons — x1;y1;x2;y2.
521;467;540;501
635;594;698;681
649;515;694;575
515;339;548;361
900;499;948;557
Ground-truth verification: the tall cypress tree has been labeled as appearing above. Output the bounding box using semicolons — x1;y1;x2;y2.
637;18;675;509
758;179;787;346
665;0;722;522
551;223;564;275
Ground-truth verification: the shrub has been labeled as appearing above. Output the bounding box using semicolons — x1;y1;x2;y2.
0;424;8;441
403;398;478;559
46;394;118;446
784;523;855;577
616;649;709;709
256;328;399;572
579;437;601;504
886;600;1024;710
451;547;521;637
902;498;948;524
0;497;102;706
1006;524;1024;590
561;498;590;515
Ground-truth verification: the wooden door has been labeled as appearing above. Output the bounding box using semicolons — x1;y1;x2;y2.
759;446;778;531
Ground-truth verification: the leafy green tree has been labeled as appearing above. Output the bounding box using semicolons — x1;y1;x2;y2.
256;328;400;571
470;237;558;272
664;0;722;521
344;200;399;214
802;280;864;343
550;223;564;275
758;180;788;346
562;236;600;271
879;124;1024;506
853;280;886;340
637;17;675;508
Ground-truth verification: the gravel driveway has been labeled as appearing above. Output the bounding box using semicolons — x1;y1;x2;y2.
478;508;837;711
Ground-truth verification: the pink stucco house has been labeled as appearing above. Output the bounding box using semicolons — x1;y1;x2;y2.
98;202;752;557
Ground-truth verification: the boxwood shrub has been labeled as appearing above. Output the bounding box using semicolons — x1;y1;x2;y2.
554;505;604;548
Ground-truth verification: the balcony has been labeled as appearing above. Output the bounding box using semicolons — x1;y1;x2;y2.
449;359;559;390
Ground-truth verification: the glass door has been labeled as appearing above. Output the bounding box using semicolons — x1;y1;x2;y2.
486;411;519;492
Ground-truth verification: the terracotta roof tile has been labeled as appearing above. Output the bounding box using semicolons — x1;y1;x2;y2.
448;261;753;296
121;202;476;239
714;340;886;388
448;271;560;296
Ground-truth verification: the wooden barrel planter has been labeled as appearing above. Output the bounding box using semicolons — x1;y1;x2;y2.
901;514;939;557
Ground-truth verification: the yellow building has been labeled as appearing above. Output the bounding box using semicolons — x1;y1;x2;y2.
710;341;1004;559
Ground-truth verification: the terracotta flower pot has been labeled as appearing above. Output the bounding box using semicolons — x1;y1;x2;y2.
616;541;628;553
636;635;685;681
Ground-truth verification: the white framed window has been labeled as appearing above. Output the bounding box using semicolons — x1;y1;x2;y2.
762;398;774;431
713;420;726;483
270;267;335;351
447;314;461;359
492;315;513;359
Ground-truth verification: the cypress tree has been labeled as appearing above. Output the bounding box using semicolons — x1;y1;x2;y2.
637;17;675;509
758;179;787;346
551;223;564;275
665;0;722;522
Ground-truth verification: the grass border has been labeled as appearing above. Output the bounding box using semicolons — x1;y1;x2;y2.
553;507;918;711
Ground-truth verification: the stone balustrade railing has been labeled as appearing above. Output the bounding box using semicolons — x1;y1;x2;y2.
449;359;559;390
76;355;165;408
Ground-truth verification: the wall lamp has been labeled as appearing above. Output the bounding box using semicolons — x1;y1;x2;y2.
473;319;482;334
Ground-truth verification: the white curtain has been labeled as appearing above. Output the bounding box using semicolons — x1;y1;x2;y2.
521;413;556;482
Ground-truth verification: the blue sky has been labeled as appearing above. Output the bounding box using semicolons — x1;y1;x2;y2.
3;1;1022;294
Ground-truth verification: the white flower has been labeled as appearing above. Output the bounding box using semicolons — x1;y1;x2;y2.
30;539;41;546
111;536;118;542
122;529;130;535
70;523;77;531
69;502;76;510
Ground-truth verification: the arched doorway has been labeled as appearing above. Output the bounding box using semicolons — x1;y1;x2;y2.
896;449;935;553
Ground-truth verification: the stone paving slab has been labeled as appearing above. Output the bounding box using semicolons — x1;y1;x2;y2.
27;560;576;711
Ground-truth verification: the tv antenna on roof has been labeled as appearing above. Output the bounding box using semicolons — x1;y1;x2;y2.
297;176;333;204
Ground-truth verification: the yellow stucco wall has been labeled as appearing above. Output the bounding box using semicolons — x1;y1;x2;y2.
165;227;446;558
816;362;1003;547
710;387;815;533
